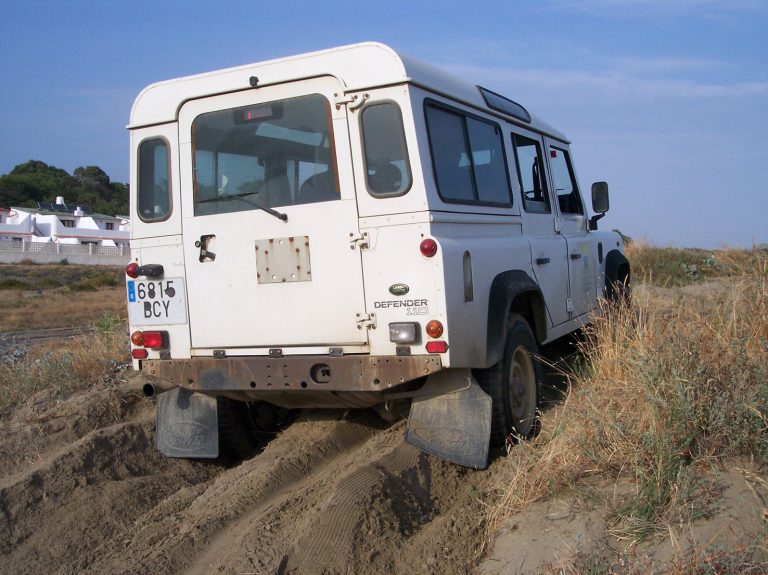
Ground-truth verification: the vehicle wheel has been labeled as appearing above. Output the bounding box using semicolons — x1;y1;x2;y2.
217;396;295;459
476;314;542;446
605;259;631;308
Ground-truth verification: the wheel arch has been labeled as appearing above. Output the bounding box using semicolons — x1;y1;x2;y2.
605;249;631;299
486;270;547;367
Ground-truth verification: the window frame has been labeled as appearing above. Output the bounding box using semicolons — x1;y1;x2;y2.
136;136;172;223
190;93;340;216
510;131;552;214
548;145;584;216
424;99;513;208
359;100;413;198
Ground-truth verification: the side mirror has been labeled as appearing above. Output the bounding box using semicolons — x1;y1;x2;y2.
591;181;609;213
589;182;609;231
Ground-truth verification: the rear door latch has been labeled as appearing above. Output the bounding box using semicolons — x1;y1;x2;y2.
195;235;216;262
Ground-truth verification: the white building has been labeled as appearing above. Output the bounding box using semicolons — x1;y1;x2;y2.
0;197;130;248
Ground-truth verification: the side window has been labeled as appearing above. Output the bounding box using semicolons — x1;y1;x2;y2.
138;138;171;222
361;102;412;196
425;103;511;206
511;133;551;214
549;147;583;215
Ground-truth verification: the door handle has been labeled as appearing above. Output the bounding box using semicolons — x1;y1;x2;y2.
570;253;582;260
195;235;216;262
535;257;550;265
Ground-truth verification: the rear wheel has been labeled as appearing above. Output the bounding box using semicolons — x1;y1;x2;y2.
217;396;295;459
476;314;542;446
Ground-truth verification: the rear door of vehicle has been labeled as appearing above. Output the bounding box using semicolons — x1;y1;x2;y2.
178;77;369;350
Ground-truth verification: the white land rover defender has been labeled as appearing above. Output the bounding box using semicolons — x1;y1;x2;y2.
126;42;630;469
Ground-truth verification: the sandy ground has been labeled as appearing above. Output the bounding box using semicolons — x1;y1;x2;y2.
480;468;768;574
0;383;496;575
1;319;765;574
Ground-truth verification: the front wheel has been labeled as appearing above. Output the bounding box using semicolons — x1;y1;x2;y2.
476;314;542;446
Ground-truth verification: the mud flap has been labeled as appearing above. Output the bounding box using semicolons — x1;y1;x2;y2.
156;388;219;458
404;370;492;470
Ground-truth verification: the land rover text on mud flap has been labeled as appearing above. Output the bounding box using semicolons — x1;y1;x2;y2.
126;42;630;469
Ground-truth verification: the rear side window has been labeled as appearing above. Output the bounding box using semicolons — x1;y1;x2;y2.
425;103;511;206
137;138;171;222
549;147;583;215
512;134;551;214
361;102;412;196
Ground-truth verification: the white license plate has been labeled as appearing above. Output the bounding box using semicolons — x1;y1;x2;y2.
127;278;188;325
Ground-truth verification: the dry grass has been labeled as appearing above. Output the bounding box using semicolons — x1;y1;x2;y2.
625;241;767;286
542;546;768;575
0;325;129;412
0;263;126;331
0;263;129;411
487;245;768;567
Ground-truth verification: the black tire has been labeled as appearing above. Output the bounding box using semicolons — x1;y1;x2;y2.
476;314;542;446
217;396;295;459
605;254;631;307
606;275;631;307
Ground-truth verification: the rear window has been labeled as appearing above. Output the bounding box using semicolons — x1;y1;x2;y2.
360;102;412;197
425;102;511;207
137;138;171;222
192;94;339;216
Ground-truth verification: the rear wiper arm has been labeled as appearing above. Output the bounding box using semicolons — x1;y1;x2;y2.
198;193;288;222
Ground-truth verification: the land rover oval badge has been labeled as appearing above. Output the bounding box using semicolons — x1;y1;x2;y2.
389;283;410;296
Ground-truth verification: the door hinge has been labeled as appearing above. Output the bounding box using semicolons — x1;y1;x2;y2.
349;231;369;250
355;312;377;330
566;298;574;313
334;92;369;110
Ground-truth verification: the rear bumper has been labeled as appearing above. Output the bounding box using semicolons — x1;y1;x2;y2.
140;354;443;395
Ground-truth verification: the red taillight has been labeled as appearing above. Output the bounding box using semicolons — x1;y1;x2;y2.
125;262;139;278
425;320;443;339
426;341;448;354
131;348;148;359
130;330;166;350
142;331;166;349
420;238;438;258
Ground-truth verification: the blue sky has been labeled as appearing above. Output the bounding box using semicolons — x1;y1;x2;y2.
1;0;766;247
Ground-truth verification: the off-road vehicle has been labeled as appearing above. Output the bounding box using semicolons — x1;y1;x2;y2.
126;42;630;468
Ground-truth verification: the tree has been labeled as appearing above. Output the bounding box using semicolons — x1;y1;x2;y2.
74;166;111;188
0;160;128;215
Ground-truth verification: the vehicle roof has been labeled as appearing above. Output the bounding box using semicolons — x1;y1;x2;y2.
129;42;568;141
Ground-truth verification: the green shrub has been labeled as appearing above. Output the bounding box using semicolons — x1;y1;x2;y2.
0;278;31;290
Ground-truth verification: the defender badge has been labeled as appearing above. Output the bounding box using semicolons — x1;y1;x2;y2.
389;283;410;296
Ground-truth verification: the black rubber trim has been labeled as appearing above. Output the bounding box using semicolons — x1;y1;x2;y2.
486;270;546;366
